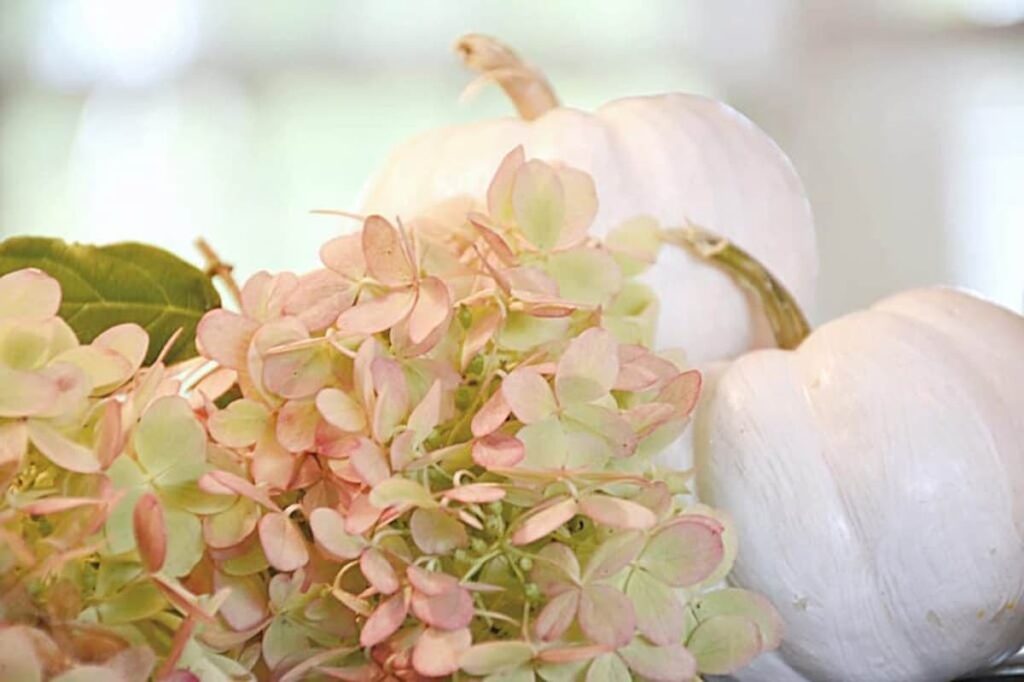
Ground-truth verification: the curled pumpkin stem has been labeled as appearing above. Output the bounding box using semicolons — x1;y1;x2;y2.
662;226;811;350
455;33;559;120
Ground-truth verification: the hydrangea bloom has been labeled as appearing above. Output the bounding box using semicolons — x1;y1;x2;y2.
0;149;780;681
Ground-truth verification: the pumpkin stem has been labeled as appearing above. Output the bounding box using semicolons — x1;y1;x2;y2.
662;226;812;349
455;34;559;120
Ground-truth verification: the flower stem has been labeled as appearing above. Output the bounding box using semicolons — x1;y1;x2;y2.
661;226;812;349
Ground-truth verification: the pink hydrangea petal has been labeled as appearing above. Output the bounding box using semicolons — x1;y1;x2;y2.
530;543;581;594
443;484;506;504
578;494;657;531
469;214;517;266
472;433;525;469
407;380;443;444
411;584;474;630
461;306;502;370
315;388;367;434
309;507;365;561
406;565;458;596
408;277;451;346
0;421;28;471
284;269;356;332
656;369;702;419
19;495;105;515
275;399;320;453
193;367;237;403
360;547;400;595
412;627;472;678
639;515;725;587
241;271;299;322
505;266;559;300
362;215;415;286
534;588;580;642
258;512;310;572
553;166;598;249
554;328;619;405
388;429;416;472
344;494;382;535
359;591;409;648
262;341;332;400
510;496;579;546
201;470;281;512
619;640;697;681
389;303;452;358
486;146;525;225
0;269;61;320
371;357;409;443
470;388;511;438
501;368;557;425
349;437;390;487
132;492;167;573
213;571;269;632
336;288;416;336
614;346;679;392
578;583;635;648
93;323;149;374
251;432;298;491
0;367;59;418
26;419;100;473
196;310;259;370
320;233;366;279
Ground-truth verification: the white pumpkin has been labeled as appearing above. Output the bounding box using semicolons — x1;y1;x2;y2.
360;34;818;364
692;286;1024;681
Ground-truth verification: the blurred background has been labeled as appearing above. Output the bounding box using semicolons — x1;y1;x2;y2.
0;0;1021;321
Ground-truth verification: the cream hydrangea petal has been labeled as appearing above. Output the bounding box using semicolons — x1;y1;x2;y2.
0;269;61;320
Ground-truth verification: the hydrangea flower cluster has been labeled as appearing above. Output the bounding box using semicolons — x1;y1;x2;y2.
0;148;781;681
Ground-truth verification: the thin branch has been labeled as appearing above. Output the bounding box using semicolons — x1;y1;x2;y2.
194;238;243;310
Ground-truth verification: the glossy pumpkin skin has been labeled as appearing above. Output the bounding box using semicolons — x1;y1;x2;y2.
693;287;1024;681
360;93;818;364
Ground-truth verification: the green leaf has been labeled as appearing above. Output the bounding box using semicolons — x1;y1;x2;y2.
0;237;220;364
